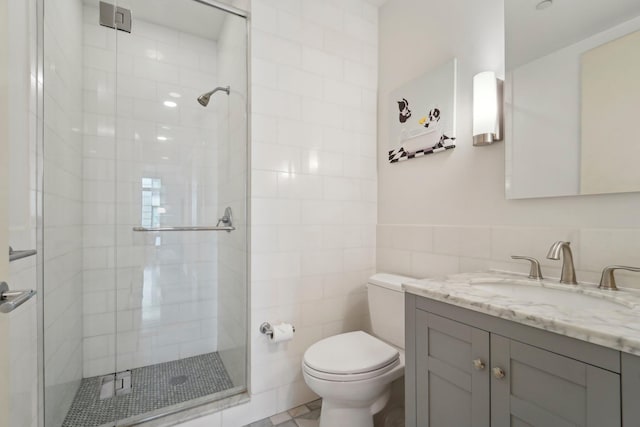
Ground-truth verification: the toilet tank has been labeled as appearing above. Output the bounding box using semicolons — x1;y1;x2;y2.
367;273;415;350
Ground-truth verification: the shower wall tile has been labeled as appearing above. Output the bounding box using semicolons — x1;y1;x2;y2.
41;0;86;426
84;45;114;71
247;0;378;419
181;0;379;422
81;6;221;377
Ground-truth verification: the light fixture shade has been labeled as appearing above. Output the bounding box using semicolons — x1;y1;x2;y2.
472;71;503;146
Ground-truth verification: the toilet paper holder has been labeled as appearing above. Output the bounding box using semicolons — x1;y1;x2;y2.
259;322;295;338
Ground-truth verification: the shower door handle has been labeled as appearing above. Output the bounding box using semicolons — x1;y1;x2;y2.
134;207;236;233
132;226;235;232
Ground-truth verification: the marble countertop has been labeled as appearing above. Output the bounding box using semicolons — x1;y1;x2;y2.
403;271;640;356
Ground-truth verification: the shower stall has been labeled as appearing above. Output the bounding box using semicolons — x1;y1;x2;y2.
39;0;249;425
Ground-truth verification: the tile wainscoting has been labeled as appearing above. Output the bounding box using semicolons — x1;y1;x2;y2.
378;224;640;289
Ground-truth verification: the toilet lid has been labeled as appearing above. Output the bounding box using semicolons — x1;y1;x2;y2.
303;331;399;375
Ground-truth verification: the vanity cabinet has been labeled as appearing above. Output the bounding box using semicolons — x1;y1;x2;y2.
490;336;619;427
414;310;490;426
406;294;625;427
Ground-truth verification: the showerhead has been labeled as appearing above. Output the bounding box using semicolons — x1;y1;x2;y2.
197;93;211;107
197;86;230;107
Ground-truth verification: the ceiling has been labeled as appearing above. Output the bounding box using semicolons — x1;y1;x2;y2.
507;0;640;68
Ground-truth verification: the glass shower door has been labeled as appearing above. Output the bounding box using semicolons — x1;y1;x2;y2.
42;1;248;426
111;0;248;424
42;0;119;425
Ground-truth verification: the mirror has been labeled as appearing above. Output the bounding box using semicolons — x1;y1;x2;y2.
505;0;640;199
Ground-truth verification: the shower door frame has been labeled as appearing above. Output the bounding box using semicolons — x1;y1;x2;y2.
35;0;252;425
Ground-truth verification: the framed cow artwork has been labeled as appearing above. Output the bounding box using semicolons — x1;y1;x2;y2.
388;59;457;163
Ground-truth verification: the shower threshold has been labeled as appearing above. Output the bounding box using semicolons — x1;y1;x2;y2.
62;352;235;427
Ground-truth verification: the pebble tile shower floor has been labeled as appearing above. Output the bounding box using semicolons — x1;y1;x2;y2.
62;352;234;426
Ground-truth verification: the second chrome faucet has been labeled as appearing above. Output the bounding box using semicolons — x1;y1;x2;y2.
546;241;577;285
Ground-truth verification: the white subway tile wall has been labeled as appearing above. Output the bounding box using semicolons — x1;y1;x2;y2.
81;5;221;377
42;0;85;425
246;0;378;422
377;225;640;289
180;0;379;425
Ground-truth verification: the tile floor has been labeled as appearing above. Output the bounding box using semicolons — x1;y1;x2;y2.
244;399;322;427
62;352;234;426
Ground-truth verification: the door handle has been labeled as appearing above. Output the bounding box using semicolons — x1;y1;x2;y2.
0;282;36;313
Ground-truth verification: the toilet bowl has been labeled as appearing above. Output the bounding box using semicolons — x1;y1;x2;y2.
301;274;414;427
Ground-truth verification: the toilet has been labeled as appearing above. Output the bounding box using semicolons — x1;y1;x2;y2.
302;273;414;427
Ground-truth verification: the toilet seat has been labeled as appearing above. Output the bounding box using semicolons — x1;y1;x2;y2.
302;331;400;382
303;356;400;382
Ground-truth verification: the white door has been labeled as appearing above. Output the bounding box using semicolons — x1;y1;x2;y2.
1;1;39;426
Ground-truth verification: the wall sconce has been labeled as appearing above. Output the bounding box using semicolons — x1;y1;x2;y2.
472;71;504;146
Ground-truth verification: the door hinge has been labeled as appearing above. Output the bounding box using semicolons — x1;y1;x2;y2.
99;1;132;33
99;370;132;399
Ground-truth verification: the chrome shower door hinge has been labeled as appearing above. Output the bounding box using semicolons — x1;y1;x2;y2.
99;1;132;33
99;370;132;399
115;370;132;396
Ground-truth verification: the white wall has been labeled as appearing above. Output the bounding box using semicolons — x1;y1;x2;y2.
182;0;379;424
580;28;640;195
81;6;221;377
377;0;640;288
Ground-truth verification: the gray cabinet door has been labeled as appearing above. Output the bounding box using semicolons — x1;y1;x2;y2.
415;310;490;427
491;335;621;427
621;352;640;426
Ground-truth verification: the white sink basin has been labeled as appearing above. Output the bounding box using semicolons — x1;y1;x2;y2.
471;282;626;310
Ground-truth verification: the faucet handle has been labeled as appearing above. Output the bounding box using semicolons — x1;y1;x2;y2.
511;256;543;280
599;265;640;291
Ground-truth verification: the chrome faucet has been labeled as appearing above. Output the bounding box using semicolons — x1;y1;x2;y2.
546;241;577;285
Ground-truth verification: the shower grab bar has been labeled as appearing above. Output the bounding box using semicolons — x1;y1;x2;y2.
132;226;235;232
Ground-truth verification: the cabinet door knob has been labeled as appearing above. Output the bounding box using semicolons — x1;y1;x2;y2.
472;359;486;371
492;367;506;379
